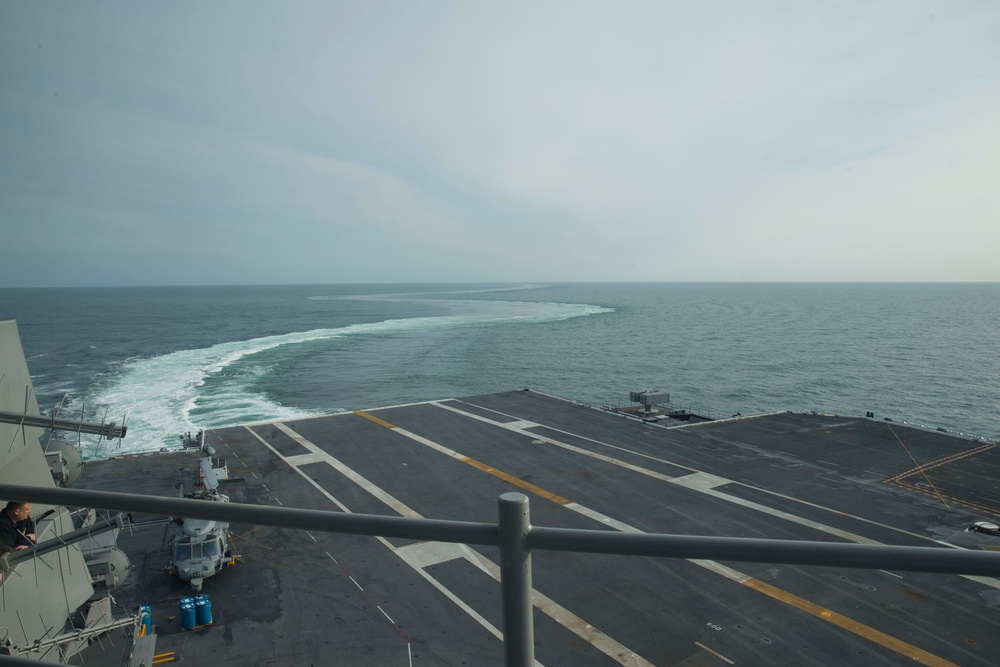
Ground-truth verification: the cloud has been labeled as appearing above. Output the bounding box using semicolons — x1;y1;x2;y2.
1;1;998;285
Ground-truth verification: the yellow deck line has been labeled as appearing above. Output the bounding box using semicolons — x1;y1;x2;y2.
889;479;1000;518
356;406;958;665
743;579;958;667
354;410;398;430
356;410;572;505
886;443;996;483
885;423;952;509
458;456;572;505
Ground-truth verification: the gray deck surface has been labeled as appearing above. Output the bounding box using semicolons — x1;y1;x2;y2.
73;390;1000;666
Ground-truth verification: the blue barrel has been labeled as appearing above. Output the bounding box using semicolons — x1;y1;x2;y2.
195;596;213;626
139;604;152;635
180;603;196;630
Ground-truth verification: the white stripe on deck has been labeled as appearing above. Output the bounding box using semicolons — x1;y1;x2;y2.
431;401;1000;590
273;422;422;519
394;418;760;584
283;452;329;466
247;423;652;667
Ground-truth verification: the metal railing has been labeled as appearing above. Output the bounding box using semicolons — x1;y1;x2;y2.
0;410;126;440
4;483;1000;667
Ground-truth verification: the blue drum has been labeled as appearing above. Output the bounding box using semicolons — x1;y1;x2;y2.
180;602;196;630
139;604;152;635
195;596;213;626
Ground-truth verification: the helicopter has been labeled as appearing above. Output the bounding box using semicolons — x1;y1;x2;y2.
169;433;235;591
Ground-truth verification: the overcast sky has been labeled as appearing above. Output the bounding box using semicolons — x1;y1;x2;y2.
2;2;998;286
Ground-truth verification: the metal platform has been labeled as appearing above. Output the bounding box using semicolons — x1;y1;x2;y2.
72;390;1000;666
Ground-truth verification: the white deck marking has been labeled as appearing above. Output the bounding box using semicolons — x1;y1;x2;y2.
671;472;732;492
273;422;422;519
459;547;653;667
689;560;752;583
283;452;329;466
435;402;679;482
435;401;1000;578
438;402;883;544
394;542;491;571
248;424;651;667
696;487;882;545
564;503;642;533
378;418;782;639
396;405;973;665
695;641;736;665
245;427;491;661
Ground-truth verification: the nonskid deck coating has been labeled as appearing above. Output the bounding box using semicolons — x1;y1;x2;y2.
75;390;1000;666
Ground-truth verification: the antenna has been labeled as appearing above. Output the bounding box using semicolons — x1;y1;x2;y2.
115;414;128;449
47;393;71;448
23;385;32;451
52;392;68;420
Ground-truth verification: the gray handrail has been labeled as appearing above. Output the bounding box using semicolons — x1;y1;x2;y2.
4;483;1000;667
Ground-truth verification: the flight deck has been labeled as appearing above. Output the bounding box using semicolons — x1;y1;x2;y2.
75;390;1000;666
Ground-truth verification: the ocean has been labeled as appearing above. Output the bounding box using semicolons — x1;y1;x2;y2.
2;283;997;458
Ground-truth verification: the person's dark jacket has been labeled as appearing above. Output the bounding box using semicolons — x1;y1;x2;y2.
0;512;35;548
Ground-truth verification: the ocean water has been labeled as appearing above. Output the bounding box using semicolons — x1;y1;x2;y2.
1;283;997;457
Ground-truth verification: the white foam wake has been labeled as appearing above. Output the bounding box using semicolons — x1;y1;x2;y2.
84;298;610;457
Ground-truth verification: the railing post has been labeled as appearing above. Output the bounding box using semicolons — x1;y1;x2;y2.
498;492;534;667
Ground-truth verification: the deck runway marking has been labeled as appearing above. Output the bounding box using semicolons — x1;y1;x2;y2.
888;479;1000;519
435;401;690;478
284;452;328;466
671;472;733;491
885;442;996;483
688;560;751;583
387;422;577;505
369;421;574;505
354;410;398;430
743;578;959;667
458;547;655;667
395;542;492;571
437;403;884;544
250;423;649;667
415;404;969;664
398;554;509;649
694;641;735;665
271;422;423;519
885;423;951;510
246;427;417;650
564;503;641;533
892;480;995;510
694;488;882;545
458;456;572;505
433;402;1000;565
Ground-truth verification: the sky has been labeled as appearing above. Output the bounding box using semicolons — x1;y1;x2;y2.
1;2;998;286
